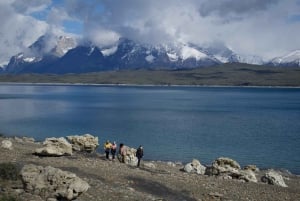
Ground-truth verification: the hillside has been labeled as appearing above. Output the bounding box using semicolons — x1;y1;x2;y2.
1;64;300;87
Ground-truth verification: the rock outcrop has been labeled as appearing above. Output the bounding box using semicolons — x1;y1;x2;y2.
35;137;72;156
20;164;89;200
261;169;288;187
237;169;258;183
212;157;241;173
67;134;99;152
1;139;13;150
118;146;138;166
184;159;206;175
204;157;258;183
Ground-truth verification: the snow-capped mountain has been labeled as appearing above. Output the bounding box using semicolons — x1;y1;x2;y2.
203;44;264;65
5;35;76;73
4;35;298;74
268;50;300;67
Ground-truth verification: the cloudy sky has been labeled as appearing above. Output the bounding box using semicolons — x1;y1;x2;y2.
0;0;300;65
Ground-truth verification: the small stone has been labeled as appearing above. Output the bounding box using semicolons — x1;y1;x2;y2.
208;192;224;197
143;162;156;169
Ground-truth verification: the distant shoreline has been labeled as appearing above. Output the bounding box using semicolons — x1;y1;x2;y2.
1;65;300;86
1;82;300;89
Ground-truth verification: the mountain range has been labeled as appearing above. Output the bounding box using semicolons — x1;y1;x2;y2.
1;35;299;74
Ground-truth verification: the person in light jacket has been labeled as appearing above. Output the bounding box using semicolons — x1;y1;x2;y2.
104;140;112;160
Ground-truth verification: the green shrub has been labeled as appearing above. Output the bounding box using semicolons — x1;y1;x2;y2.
0;163;19;180
0;195;17;201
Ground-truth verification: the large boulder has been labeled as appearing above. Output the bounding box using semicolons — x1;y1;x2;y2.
66;134;99;152
234;169;258;183
205;157;258;182
261;169;288;187
120;146;138;166
1;139;13;150
20;164;89;200
184;159;206;175
208;157;241;175
35;137;72;156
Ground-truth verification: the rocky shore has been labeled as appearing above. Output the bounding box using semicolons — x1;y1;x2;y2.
0;134;300;201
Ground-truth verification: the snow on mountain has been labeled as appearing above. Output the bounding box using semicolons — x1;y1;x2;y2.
270;50;300;66
52;36;77;57
167;52;179;62
0;61;7;70
23;57;35;62
180;45;208;61
101;46;118;56
234;54;264;65
5;34;299;74
145;55;155;63
5;35;76;73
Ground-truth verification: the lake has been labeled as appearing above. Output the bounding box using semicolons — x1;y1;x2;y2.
0;84;300;174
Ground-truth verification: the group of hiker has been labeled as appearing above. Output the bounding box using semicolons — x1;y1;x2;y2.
103;140;144;167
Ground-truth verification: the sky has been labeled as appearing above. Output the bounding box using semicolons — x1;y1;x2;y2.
0;0;300;65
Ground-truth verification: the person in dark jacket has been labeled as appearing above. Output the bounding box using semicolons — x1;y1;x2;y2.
136;145;143;167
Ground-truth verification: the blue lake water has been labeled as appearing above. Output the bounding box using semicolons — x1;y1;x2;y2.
0;84;300;174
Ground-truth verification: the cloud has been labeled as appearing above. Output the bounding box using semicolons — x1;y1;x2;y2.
0;0;49;65
12;0;51;15
0;0;299;65
0;0;75;65
198;0;279;19
63;0;297;60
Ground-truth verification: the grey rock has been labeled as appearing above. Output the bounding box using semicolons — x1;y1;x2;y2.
35;137;72;156
207;157;241;176
1;139;13;150
212;157;241;172
67;134;99;152
20;164;89;200
184;159;206;175
237;169;258;183
261;169;288;187
243;165;259;172
206;157;257;182
166;161;176;167
205;166;220;176
120;146;138;166
125;146;139;166
143;162;156;169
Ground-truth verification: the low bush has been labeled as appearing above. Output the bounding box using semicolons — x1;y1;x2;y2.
0;195;17;201
0;163;19;180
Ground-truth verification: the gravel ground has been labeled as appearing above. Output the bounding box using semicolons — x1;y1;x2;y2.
0;137;300;201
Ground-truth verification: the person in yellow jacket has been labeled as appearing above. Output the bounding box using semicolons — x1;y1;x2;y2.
104;140;112;160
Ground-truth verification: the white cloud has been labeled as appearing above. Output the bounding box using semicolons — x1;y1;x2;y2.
0;0;299;65
0;0;49;65
85;26;120;47
63;0;299;60
12;0;51;15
